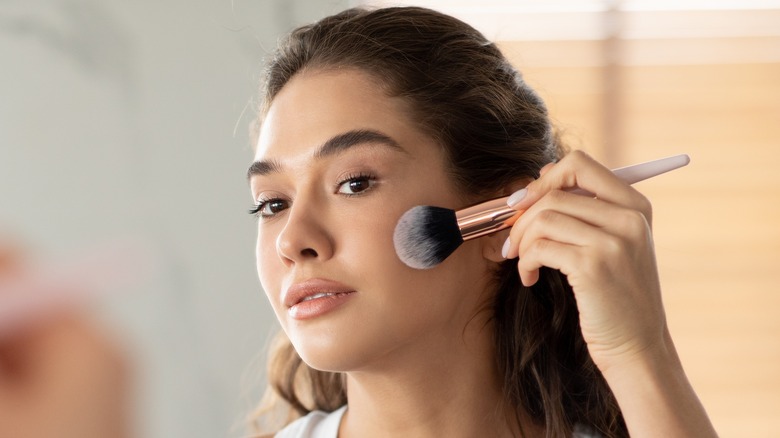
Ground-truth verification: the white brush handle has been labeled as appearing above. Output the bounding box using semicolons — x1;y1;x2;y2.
457;154;690;240
580;153;690;195
613;153;690;182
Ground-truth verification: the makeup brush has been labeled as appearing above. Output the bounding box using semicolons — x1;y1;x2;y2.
393;154;690;269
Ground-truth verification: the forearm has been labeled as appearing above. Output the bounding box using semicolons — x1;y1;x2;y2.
601;329;718;438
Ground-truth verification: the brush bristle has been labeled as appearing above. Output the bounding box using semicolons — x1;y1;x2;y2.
393;205;464;269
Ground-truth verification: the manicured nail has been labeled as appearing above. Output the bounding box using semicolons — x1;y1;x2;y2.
507;188;527;208
501;237;510;259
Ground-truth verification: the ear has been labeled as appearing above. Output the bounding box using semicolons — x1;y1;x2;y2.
481;228;510;263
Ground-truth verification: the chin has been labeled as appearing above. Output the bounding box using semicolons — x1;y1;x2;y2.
294;344;362;373
286;327;351;371
289;326;389;374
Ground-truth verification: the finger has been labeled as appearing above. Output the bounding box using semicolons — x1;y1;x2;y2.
510;208;603;260
511;214;586;286
509;150;652;225
506;190;650;259
538;162;555;177
516;238;581;287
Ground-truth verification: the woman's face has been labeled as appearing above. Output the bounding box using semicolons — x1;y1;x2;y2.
249;69;497;372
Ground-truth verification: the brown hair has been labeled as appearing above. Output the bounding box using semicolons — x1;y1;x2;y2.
251;6;627;437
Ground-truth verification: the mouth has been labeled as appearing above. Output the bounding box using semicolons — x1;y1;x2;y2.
283;278;357;320
298;291;353;303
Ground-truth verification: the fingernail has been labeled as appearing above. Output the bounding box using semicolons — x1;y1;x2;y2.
501;237;510;259
507;188;527;208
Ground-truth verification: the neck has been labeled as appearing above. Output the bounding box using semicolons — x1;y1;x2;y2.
338;316;541;438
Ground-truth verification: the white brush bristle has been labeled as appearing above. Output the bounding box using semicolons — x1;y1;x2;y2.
393;205;463;269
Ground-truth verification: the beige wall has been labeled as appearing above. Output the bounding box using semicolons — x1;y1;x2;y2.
503;37;780;436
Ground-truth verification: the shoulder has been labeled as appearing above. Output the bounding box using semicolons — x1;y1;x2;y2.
273;406;347;438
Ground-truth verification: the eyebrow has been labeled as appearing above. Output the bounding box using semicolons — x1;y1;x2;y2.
246;129;406;180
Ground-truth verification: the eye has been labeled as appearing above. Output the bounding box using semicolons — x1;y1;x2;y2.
336;173;377;196
248;198;289;219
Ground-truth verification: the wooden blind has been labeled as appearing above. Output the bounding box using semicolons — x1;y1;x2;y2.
501;36;780;436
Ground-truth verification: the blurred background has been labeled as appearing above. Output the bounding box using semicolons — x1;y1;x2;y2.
1;0;777;436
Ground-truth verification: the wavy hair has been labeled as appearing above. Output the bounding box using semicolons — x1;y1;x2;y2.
250;6;627;437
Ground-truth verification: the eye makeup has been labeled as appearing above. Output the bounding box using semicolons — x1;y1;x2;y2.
249;170;381;220
334;171;378;196
249;196;289;219
248;136;410;221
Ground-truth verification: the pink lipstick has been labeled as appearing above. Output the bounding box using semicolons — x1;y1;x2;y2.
284;278;356;320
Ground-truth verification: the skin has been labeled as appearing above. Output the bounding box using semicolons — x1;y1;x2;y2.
505;153;718;437
0;316;129;438
250;68;537;437
0;245;130;438
252;67;718;437
0;64;717;438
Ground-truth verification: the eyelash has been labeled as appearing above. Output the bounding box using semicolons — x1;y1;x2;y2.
248;172;378;220
334;172;377;197
248;196;287;219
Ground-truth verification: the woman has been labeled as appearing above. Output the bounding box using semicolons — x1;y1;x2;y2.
248;6;717;438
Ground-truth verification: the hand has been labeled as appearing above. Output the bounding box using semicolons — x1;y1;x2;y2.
0;244;130;438
0;317;130;438
503;150;668;373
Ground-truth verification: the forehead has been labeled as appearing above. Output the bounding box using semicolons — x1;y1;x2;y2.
254;69;425;162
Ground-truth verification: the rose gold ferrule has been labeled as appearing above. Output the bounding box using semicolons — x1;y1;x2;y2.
455;196;522;241
453;154;692;242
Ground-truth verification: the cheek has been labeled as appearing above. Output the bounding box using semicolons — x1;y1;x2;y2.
339;197;478;294
256;228;283;307
336;195;407;266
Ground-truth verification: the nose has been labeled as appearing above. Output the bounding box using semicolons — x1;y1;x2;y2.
276;201;335;266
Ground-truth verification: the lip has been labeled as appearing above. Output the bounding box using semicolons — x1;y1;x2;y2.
283;278;357;320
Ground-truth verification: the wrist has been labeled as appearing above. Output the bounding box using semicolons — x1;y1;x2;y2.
598;328;683;385
598;329;718;438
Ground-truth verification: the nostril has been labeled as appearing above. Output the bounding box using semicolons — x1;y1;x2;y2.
300;248;318;258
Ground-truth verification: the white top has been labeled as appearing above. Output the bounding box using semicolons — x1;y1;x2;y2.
273;405;601;437
274;406;347;438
